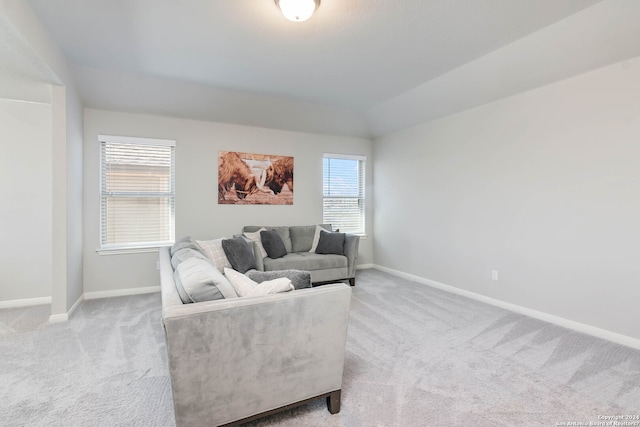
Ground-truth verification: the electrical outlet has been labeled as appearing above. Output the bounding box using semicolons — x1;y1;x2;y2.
491;270;499;281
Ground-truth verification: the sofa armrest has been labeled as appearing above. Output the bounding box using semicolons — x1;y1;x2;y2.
344;233;360;278
162;283;351;426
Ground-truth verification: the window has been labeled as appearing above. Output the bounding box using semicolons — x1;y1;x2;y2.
323;153;366;234
99;135;175;250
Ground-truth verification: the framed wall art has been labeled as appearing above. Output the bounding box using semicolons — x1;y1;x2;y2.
217;151;293;205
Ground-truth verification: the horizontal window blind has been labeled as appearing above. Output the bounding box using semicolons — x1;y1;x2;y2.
100;135;175;249
323;154;366;234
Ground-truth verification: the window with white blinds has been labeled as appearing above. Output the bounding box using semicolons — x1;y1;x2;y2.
99;135;175;250
323;154;366;234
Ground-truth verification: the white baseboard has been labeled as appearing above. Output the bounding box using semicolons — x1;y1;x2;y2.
356;263;374;270
49;293;84;323
0;296;51;309
84;285;160;300
373;264;640;351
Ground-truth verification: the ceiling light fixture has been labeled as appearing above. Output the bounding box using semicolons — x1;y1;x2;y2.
275;0;320;22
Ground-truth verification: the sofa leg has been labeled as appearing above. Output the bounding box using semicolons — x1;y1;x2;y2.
326;390;341;414
349;277;355;287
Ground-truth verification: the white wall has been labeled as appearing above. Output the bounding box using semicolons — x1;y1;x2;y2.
83;109;373;293
373;57;640;341
63;85;84;310
0;98;52;301
2;0;85;316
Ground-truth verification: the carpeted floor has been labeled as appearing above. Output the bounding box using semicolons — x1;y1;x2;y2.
1;269;639;426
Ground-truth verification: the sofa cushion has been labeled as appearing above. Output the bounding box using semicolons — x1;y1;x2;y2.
172;269;192;304
171;248;209;270
224;268;294;297
261;229;287;259
170;236;199;256
175;258;238;303
263;252;347;272
222;237;257;273
242;227;268;258
315;230;345;255
246;269;312;290
197;238;232;272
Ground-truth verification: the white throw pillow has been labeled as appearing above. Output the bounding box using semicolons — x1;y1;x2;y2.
243;228;268;259
247;277;294;297
309;225;330;252
224;268;293;297
197;238;231;272
224;268;257;297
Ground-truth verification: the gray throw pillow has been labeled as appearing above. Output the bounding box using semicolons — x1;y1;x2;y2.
315;230;345;255
260;229;287;259
245;269;312;290
222;237;257;273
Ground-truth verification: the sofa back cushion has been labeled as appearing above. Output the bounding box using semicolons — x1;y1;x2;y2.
171;248;209;270
175;257;238;303
170;236;200;256
291;224;333;252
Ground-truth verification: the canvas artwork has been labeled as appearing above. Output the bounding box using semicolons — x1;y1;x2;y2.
218;151;294;205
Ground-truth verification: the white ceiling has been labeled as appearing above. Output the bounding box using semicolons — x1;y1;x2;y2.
15;0;640;136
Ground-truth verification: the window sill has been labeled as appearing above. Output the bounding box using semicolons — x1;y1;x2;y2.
96;246;169;256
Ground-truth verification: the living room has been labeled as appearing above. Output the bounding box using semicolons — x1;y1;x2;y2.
1;0;639;425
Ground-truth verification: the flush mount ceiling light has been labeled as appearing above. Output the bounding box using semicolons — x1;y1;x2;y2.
275;0;320;22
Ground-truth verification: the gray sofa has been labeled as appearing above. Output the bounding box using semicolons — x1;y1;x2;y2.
159;246;352;426
242;225;360;286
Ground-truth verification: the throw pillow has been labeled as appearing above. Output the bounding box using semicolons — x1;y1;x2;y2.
245;269;312;290
243;227;268;259
176;258;238;303
224;268;256;297
309;225;331;252
222;237;257;273
247;278;294;297
260;229;287;259
315;230;345;255
197;238;232;272
225;268;294;297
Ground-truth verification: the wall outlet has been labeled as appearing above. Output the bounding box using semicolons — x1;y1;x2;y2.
491;270;499;281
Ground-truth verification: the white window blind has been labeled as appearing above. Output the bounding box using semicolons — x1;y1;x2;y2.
323;154;366;234
99;135;175;250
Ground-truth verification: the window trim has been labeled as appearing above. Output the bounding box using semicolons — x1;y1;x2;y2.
322;153;366;235
98;134;176;253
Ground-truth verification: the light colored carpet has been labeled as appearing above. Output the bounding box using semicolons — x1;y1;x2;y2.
1;269;639;426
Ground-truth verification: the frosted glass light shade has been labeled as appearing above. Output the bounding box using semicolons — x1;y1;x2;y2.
275;0;320;22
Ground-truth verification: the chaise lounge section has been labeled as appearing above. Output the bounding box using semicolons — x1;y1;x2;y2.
159;246;352;426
